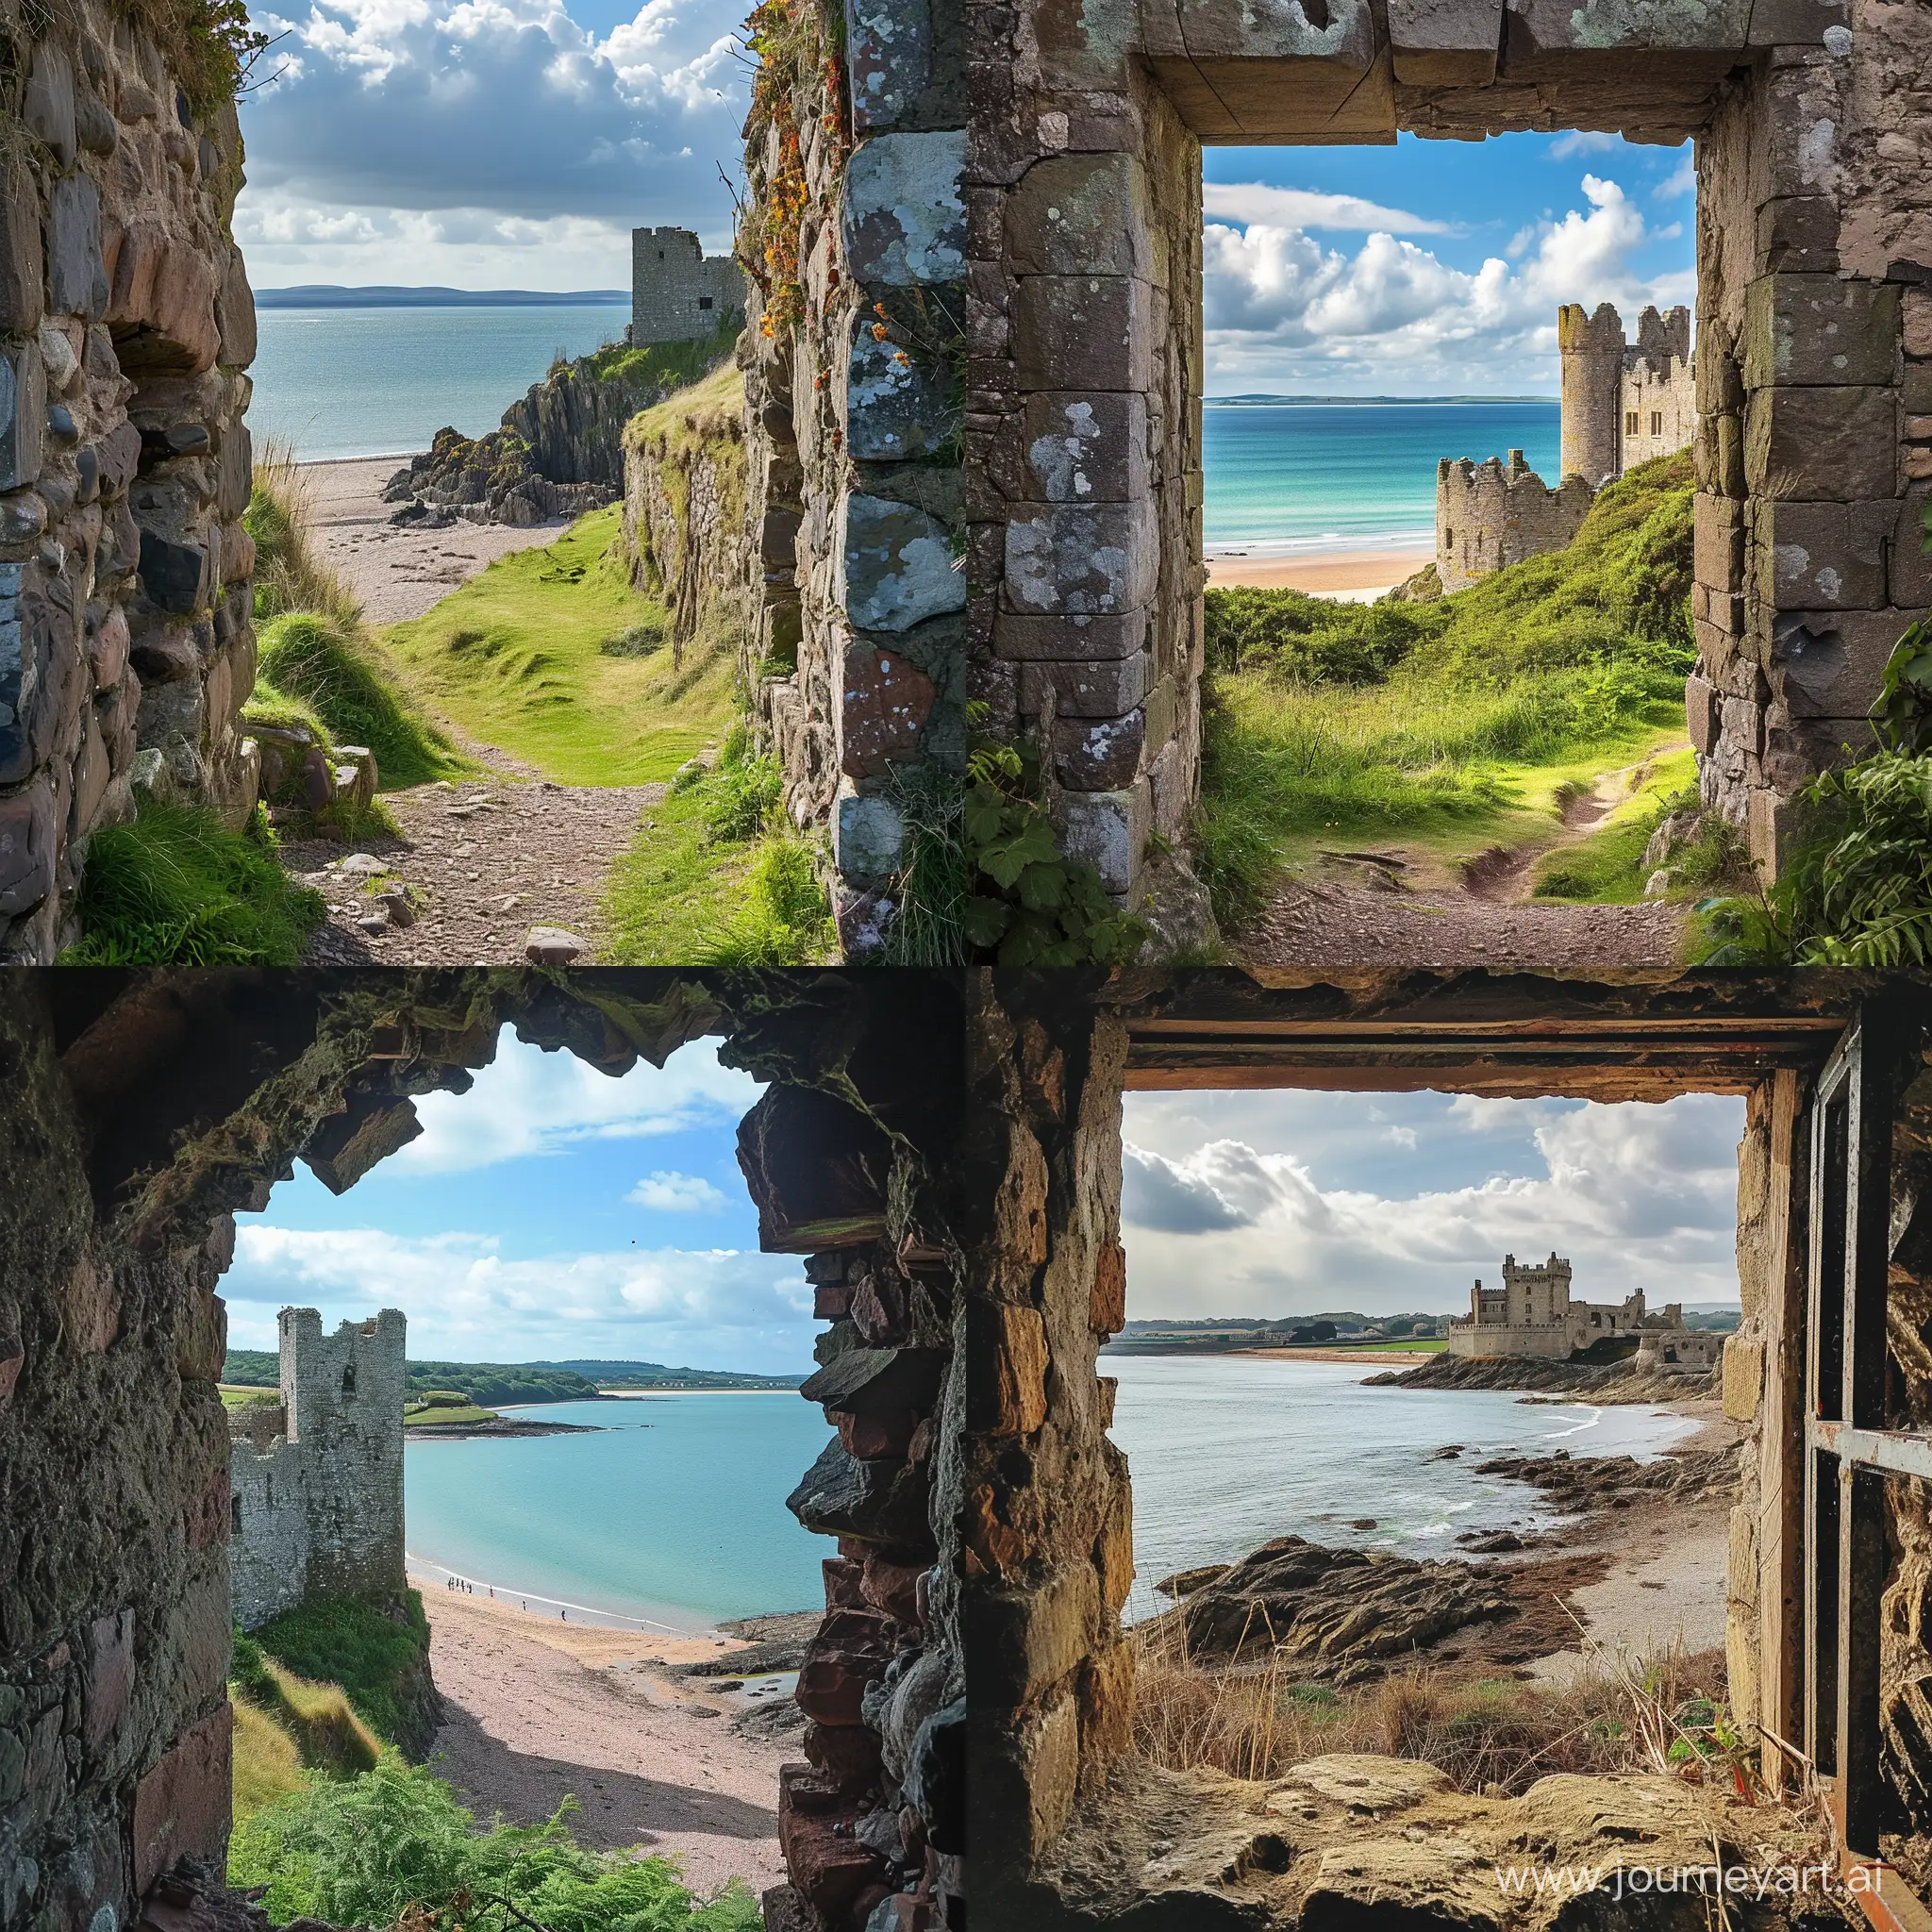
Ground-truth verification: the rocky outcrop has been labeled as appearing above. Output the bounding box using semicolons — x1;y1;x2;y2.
1157;1537;1516;1681
381;425;609;530
1473;1448;1738;1514
1365;1349;1720;1402
1;0;263;960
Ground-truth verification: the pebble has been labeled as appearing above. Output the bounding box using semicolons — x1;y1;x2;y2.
336;852;391;876
525;925;586;965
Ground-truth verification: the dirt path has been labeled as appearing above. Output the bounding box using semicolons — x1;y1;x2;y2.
1242;747;1690;971
288;775;661;964
416;1582;791;1898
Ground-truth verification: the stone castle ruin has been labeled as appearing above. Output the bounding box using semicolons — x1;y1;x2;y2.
228;1307;407;1631
629;227;744;346
1445;1250;1720;1369
1434;303;1696;591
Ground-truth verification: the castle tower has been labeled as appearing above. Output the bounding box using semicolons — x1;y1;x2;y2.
1558;301;1625;487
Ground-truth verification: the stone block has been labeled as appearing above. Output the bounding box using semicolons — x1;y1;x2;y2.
1163;0;1375;62
993;608;1149;662
1020;653;1148;721
786;1440;929;1546
1055;705;1145;789
1768;608;1912;718
840;494;965;632
847;325;951;461
966;1301;1048;1436
1012;275;1156;392
1723;1337;1763;1424
974;1563;1099;1705
1506;0;1747;48
1743;275;1898;389
1720;693;1762;759
778;1789;889;1921
1753;499;1889;611
1091;1242;1126;1336
44;174;107;322
24;42;77;170
1755;196;1839;275
1004;500;1158;617
1024;1692;1080;1857
1745;0;1845;37
842;132;965;285
1060;780;1149;892
0;164;45;336
1388;0;1501;84
1004;155;1154;280
1744;386;1897;501
83;1611;133;1751
1892;485;1932;608
131;1705;231;1892
306;1093;423;1192
216;249;256;367
0;777;54;916
106;225;219;373
800;1345;945;1415
1019;391;1149;504
1907;290;1932;360
0;343;46;494
835;783;904;884
1693;491;1742;591
847;0;930;130
841;641;934;776
1686;673;1720;756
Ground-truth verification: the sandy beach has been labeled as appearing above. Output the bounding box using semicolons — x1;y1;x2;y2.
412;1574;797;1898
295;458;570;625
1205;546;1430;593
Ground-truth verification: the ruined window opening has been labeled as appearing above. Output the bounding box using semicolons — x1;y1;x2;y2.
699;295;713;310
341;1364;356;1394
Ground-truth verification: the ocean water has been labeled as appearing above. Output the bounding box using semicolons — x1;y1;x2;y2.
1203;399;1562;558
404;1393;831;1634
1108;1354;1697;1622
250;304;632;462
402;1358;1696;1636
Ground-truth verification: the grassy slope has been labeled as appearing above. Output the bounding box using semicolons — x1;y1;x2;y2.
404;1402;499;1426
379;506;736;786
1197;452;1696;928
1528;744;1699;904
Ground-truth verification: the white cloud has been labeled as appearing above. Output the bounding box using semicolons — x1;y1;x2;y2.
1655;155;1697;199
234;0;746;286
627;1170;728;1212
380;1037;759;1175
1203;173;1692;392
1549;131;1623;158
225;1224;809;1363
1121;1095;1745;1317
1203;183;1451;236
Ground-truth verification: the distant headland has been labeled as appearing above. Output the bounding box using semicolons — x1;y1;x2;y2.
256;285;631;308
1206;392;1558;407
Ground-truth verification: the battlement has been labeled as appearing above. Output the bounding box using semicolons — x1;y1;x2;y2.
631;226;745;346
1435;452;1593;592
1447;1253;1697;1361
230;1307;408;1630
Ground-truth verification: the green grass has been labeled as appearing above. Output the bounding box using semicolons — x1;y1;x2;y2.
574;314;741;393
600;739;835;964
232;1699;309;1824
228;1755;763;1932
256;611;469;791
62;800;325;964
404;1402;498;1427
1527;748;1722;906
1196;451;1697;930
379;507;737;786
246;1593;433;1749
221;1384;280;1412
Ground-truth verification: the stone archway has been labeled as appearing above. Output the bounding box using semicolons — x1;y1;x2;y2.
967;1;1932;903
959;967;1932;1927
0;969;967;1932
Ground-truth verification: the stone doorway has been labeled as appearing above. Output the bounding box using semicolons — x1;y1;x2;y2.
962;967;1932;1929
0;970;967;1932
969;2;1932;910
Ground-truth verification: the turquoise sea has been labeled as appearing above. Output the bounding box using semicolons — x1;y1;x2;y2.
402;1359;1694;1634
1203;398;1561;558
250;303;631;462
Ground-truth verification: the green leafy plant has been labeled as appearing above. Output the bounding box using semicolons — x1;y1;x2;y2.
962;729;1143;965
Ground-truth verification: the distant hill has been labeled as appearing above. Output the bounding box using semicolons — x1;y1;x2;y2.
220;1352;802;1400
1106;1313;1454;1355
256;286;629;308
1205;393;1557;407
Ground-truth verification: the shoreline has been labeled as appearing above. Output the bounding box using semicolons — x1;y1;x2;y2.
1205;544;1430;593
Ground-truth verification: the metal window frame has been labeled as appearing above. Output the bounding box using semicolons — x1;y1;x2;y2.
1805;1004;1932;1932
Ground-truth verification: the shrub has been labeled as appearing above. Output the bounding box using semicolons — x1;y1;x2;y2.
62;801;323;965
228;1756;761;1932
692;837;835;966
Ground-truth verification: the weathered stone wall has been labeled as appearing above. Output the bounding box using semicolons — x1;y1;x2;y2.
1434;452;1593;592
739;0;968;956
228;1307;408;1631
0;969;970;1932
630;228;744;347
972;0;1932;904
621;373;757;649
1;1;261;962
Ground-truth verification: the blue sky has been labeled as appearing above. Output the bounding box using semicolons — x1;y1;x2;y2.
230;2;1695;392
225;1033;816;1373
1121;1090;1744;1320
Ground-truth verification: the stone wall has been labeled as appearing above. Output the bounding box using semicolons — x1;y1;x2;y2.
1;0;261;963
631;228;745;347
1434;452;1593;592
738;0;968;956
972;0;1932;902
228;1307;408;1631
0;969;970;1932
